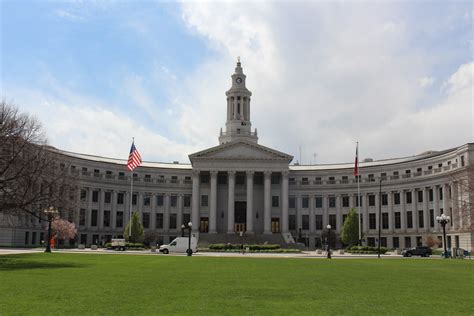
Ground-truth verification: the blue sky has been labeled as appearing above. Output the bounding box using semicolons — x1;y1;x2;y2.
1;1;472;164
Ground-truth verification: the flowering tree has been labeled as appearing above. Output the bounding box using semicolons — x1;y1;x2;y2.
51;218;77;241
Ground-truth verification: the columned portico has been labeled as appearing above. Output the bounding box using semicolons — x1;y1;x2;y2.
227;171;236;233
264;171;272;234
246;171;254;233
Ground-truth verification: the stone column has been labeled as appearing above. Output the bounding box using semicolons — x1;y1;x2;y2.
151;193;157;230
412;189;418;231
423;187;429;231
164;193;170;232
98;189;105;230
400;191;406;232
296;194;302;231
191;171;200;232
125;191;130;228
209;171;218;234
87;188;92;229
246;171;254;233
362;193;369;233
111;191;117;230
388;191;394;233
433;186;440;231
309;195;316;233
177;194;183;229
452;182;460;230
263;171;272;234
227;171;236;233
323;195;329;228
336;195;342;233
281;171;289;233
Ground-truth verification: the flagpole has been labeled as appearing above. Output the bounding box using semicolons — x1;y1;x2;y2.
129;138;134;241
357;142;361;245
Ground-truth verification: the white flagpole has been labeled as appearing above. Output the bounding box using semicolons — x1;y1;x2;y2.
357;142;361;244
129;138;134;241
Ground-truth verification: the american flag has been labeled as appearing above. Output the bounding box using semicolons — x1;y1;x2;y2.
127;141;142;171
354;143;359;176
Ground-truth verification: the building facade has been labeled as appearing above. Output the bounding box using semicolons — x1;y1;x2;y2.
1;61;472;250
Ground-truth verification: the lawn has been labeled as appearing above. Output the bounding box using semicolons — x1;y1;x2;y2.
0;253;472;315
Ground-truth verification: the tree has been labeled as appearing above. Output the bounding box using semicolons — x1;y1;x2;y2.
124;212;144;243
449;164;474;233
0;101;78;223
424;234;440;248
341;208;361;247
52;218;77;241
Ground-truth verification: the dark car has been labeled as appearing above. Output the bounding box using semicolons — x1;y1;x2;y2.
402;246;432;257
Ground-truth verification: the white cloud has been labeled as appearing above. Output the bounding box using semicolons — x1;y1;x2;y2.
419;76;435;88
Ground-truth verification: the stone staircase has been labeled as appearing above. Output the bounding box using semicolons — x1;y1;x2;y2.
198;233;294;248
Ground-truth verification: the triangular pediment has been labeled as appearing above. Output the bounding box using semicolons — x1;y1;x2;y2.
189;141;293;163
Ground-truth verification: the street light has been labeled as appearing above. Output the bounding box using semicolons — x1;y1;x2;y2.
378;177;383;259
326;224;332;259
43;207;58;253
436;214;451;259
181;224;185;237
186;222;193;256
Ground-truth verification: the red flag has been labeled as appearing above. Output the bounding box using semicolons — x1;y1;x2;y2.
127;141;142;171
354;143;358;176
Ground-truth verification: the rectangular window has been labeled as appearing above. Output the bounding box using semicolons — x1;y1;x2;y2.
132;194;137;205
272;196;279;207
235;173;245;185
429;209;434;228
184;195;191;207
289;215;296;230
380;237;387;248
382;213;389;229
103;210;111;227
116;211;123;228
395;212;401;229
368;195;375;206
302;196;309;208
143;213;150;229
79;209;86;226
329;214;336;229
91;210;98;227
354;195;362;207
418;210;424;228
393;237;399;249
271;174;280;185
24;231;29;245
169;214;177;229
417;190;423;203
394;192;400;205
329;197;336;208
429;189;433;202
170;195;177;207
289;197;296;209
80;189;87;201
406;192;412;204
439;187;443;200
117;193;124;204
342;214;347;224
200;174;209;184
315;197;323;208
104;192;111;204
342;196;349;208
92;190;99;203
201;195;208;207
32;232;37;244
80;234;87;245
156;213;164;229
217;173;227;185
182;213;191;226
367;237;376;247
369;213;376;229
143;196;151;206
416;236;422;247
302;215;309;230
381;194;388;206
157;195;164;206
315;215;323;230
406;211;413;228
405;236;411;248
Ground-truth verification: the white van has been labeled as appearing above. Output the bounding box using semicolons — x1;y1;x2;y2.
159;237;197;254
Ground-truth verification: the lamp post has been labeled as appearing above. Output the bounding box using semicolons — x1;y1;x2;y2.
181;224;185;237
378;177;383;259
326;224;332;259
43;207;58;253
186;222;193;256
436;214;451;259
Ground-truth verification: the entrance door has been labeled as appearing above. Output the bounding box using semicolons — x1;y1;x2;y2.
200;217;209;233
234;202;247;232
271;218;280;233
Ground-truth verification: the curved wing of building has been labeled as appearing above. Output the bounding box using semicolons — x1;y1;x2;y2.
2;61;472;251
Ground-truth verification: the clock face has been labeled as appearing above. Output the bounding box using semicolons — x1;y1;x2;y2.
236;77;242;84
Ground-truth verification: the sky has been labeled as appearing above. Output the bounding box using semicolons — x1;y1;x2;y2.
1;1;472;165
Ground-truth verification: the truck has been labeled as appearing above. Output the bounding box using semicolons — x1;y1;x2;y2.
111;238;126;251
159;237;197;255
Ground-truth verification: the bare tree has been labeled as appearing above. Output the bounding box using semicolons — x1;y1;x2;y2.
0;101;78;223
449;164;474;233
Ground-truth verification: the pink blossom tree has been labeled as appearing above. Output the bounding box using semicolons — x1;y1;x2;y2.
51;219;77;247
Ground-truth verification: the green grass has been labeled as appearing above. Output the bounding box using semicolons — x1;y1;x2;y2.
0;253;473;315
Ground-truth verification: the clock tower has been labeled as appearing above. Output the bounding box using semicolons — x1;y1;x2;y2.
219;58;258;144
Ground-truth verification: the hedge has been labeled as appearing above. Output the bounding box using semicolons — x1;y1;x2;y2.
346;245;388;254
200;247;301;253
209;244;281;251
104;242;146;250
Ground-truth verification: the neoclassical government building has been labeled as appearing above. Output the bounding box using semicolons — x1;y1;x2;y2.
1;61;472;250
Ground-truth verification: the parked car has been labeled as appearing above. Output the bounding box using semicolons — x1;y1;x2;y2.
402;246;432;257
159;237;197;254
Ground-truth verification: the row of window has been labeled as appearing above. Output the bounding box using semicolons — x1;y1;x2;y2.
81;190;192;207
